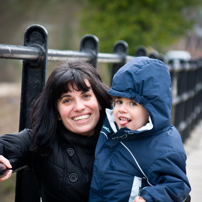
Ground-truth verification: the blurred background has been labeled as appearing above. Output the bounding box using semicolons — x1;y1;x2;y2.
0;0;202;201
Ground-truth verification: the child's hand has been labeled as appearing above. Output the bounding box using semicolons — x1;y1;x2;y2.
133;196;146;202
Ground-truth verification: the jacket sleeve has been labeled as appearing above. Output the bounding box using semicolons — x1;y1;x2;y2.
0;129;32;169
140;151;191;202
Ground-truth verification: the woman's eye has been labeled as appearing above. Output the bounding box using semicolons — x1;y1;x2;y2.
63;98;71;104
83;94;91;99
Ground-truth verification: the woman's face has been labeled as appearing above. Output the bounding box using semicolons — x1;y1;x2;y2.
57;79;100;137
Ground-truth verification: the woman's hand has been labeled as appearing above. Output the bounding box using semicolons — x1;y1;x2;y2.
133;196;146;202
0;155;12;182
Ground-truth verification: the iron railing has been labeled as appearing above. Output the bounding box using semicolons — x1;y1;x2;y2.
0;24;201;202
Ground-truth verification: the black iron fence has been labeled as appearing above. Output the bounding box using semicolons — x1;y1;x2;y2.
168;59;202;142
0;24;202;202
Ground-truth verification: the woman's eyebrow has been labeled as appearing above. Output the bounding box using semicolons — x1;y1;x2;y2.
60;94;71;99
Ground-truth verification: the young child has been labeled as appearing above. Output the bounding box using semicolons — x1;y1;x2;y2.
89;57;191;202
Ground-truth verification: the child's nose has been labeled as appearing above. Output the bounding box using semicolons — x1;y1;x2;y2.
119;104;127;113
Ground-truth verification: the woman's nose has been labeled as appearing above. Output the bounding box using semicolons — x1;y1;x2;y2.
74;100;85;111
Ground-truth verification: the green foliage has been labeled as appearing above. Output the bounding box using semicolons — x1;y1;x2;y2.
80;0;201;54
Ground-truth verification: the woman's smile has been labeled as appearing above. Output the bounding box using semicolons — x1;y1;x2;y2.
57;80;100;137
72;114;91;121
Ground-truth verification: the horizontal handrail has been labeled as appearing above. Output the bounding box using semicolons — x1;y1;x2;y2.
1;44;201;69
0;44;134;63
177;105;202;132
172;83;202;105
0;44;41;60
48;49;93;61
0;161;26;178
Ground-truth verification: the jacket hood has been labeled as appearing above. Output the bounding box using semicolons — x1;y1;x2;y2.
108;57;172;132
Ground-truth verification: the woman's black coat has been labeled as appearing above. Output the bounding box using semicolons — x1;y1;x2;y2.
0;128;98;202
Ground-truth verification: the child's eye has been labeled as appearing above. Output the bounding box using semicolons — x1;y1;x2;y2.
130;101;137;106
115;100;122;105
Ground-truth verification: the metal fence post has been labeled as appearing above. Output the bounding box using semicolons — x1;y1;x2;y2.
170;59;184;138
134;46;147;57
80;34;99;68
111;40;128;84
15;24;48;202
195;59;202;121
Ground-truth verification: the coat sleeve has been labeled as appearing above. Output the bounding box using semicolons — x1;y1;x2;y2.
139;151;191;202
0;129;32;169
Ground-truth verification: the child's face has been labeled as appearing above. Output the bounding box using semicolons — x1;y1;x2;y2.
114;97;149;130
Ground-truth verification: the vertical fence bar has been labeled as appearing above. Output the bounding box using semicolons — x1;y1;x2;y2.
170;60;184;138
15;24;48;202
111;40;128;84
196;59;202;121
134;46;147;57
80;34;99;68
183;60;192;140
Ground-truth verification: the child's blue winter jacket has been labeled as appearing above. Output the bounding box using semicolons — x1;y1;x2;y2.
89;57;191;202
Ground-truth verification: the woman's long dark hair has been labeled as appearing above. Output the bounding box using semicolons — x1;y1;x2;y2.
30;60;112;155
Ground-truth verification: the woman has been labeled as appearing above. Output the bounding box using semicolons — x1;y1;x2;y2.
0;60;112;202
